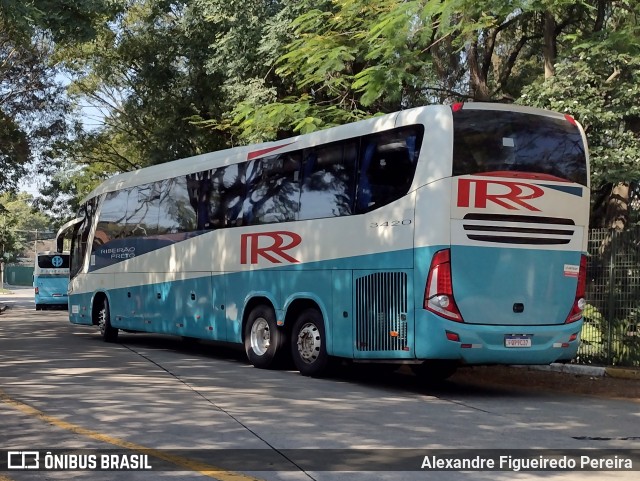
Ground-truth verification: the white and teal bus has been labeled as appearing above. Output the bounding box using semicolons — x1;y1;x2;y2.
34;251;70;310
67;103;589;379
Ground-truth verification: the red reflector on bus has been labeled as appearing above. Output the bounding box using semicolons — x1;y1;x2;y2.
452;102;464;113
445;331;460;342
461;344;473;349
34;287;39;294
569;332;578;342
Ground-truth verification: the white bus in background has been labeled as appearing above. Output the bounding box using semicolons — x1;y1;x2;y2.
66;103;590;380
34;251;70;310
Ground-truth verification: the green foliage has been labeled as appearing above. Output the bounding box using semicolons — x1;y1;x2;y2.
521;51;640;189
520;0;640;189
0;192;54;262
580;304;640;367
0;0;117;46
220;0;604;140
0;0;111;195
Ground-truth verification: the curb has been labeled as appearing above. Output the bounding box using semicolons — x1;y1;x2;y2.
520;363;640;380
605;367;640;380
523;363;606;377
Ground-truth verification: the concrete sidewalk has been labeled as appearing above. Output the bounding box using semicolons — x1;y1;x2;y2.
0;284;34;312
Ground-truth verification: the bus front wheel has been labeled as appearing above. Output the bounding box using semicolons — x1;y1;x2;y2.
97;298;118;342
244;305;283;369
291;308;329;377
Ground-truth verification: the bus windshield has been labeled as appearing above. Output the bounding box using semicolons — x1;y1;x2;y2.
452;110;587;185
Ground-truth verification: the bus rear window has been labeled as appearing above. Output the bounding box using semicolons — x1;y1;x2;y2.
453;110;587;185
38;255;70;269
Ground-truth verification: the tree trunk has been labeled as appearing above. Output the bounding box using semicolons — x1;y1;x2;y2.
543;12;557;79
605;182;630;231
467;42;491;101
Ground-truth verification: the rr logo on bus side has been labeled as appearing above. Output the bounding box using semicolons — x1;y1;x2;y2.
457;178;544;211
241;231;302;265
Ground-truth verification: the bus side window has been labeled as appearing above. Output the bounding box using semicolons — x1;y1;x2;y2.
299;140;357;220
94;189;129;249
125;184;159;237
194;165;245;230
356;127;422;213
243;153;301;225
220;163;246;227
158;177;197;234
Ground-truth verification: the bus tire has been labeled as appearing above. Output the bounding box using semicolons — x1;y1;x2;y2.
35;304;41;311
97;298;118;342
291;308;329;377
244;305;283;369
411;360;457;383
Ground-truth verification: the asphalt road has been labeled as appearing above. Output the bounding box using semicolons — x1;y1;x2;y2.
1;286;639;481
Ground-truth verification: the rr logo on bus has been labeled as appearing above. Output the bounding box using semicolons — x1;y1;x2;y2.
241;231;302;265
457;178;544;211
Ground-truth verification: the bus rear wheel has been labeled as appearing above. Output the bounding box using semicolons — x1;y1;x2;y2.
291;308;329;377
97;298;118;342
244;305;283;369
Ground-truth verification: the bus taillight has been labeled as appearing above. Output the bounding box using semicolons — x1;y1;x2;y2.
34;287;39;294
424;249;463;322
565;254;587;323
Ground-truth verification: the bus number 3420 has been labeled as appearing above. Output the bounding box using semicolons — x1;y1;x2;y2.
370;220;412;228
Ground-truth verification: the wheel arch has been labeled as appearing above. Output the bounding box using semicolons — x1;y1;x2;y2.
241;294;277;343
283;295;331;355
90;291;109;326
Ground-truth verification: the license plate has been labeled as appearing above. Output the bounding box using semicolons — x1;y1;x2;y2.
504;335;532;348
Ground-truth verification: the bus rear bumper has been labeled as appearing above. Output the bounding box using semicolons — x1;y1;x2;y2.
68;292;94;325
35;297;68;305
415;313;583;365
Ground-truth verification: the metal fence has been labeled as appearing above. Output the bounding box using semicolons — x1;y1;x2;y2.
2;265;34;286
579;227;640;367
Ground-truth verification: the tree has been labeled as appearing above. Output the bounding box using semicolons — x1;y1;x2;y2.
50;0;294;204
521;0;640;229
0;25;67;192
0;192;54;262
220;0;570;141
0;0;115;193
